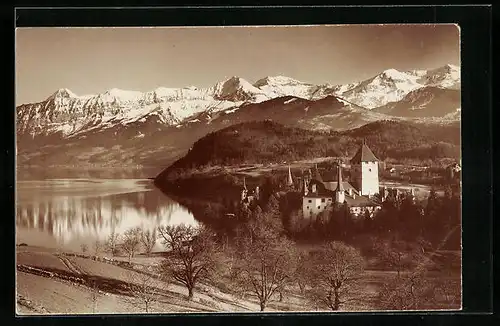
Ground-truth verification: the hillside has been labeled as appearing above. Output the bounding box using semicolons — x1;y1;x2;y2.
159;120;460;178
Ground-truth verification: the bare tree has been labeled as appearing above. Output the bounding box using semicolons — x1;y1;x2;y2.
304;241;365;311
157;224;218;300
434;278;461;308
374;237;423;278
124;270;165;313
93;240;101;259
377;270;437;310
295;250;309;294
122;227;142;262
105;230;120;257
89;281;99;313
140;228;157;257
231;235;298;311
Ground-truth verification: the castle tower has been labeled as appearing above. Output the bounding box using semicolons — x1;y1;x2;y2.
335;162;345;203
350;140;380;196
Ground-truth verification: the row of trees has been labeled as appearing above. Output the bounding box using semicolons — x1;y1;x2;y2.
150;209;458;311
84;191;459;312
155;206;367;311
81;227;158;262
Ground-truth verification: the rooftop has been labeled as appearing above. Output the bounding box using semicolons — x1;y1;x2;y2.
350;143;380;164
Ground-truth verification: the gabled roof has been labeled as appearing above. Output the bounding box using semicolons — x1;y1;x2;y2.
323;181;359;195
350;143;380;164
306;179;333;197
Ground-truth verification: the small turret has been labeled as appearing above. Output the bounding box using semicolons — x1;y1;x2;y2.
287;165;293;187
335;162;345;204
383;186;389;201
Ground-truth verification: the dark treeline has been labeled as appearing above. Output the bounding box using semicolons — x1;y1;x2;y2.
157;171;461;254
285;187;461;253
161;120;460;175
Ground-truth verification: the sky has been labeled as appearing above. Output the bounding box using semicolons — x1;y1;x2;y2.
15;24;460;104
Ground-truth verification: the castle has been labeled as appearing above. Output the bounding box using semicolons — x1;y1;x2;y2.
238;141;416;218
302;142;384;219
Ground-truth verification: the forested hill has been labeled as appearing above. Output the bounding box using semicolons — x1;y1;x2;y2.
159;119;460;177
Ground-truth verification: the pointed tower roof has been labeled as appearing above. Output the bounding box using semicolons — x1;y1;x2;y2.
335;162;345;192
287;166;293;186
313;164;323;182
350;141;380;164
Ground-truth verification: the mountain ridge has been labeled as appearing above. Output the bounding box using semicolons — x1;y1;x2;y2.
16;64;461;172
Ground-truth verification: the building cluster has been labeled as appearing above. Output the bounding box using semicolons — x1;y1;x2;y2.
301;142;383;219
239;141;419;220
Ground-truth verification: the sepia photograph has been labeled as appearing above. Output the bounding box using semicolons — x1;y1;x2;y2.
15;24;462;314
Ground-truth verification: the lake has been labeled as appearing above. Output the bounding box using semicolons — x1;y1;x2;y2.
16;179;197;252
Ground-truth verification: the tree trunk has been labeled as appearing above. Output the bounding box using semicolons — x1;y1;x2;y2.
187;287;194;300
145;302;149;313
333;287;341;311
279;291;283;302
260;301;266;311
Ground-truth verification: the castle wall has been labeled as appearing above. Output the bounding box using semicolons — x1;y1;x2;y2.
360;161;379;196
303;196;332;219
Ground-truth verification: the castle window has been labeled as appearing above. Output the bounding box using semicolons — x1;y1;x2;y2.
368;168;372;172
317;206;321;210
321;198;325;203
306;206;309;209
308;200;312;203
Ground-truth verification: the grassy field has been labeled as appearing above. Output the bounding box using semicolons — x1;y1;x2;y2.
16;244;461;314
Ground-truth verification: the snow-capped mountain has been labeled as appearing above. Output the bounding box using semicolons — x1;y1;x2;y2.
16;64;461;171
16;64;460;141
336;64;460;109
374;86;461;118
17;65;461;172
253;76;318;99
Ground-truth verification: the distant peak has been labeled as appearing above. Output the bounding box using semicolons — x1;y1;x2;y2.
380;68;405;78
104;88;125;95
254;75;303;87
102;88;143;100
48;88;77;100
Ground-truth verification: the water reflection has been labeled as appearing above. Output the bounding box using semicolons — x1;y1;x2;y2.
16;179;197;251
